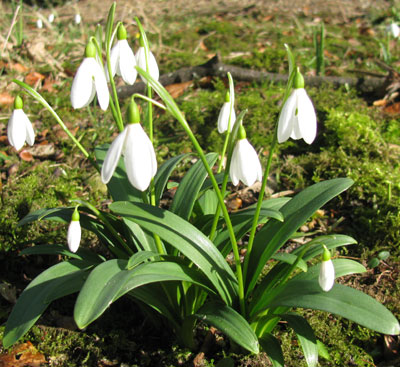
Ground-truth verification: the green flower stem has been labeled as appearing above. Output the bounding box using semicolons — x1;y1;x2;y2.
132;93;166;110
243;134;277;282
13;79;100;172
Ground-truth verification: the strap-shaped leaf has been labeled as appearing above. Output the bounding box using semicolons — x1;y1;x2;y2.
271;253;307;272
250;259;367;317
154;153;191;204
246;178;353;296
268;280;400;335
110;201;238;305
74;260;213;328
282;313;318;367
95;144;143;202
195;301;259;354
259;333;284;367
171;153;218;220
3;260;90;348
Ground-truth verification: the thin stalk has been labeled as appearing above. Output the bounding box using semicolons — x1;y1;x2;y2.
13;79;100;172
242;133;277;281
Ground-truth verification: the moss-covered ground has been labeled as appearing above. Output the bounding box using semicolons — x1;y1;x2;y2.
0;0;399;365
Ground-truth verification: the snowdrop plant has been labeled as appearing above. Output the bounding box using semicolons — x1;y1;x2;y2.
7;95;35;151
4;4;399;367
67;207;81;253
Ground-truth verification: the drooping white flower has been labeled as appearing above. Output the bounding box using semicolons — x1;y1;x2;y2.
230;125;262;186
67;207;81;253
135;36;159;83
387;23;400;38
36;19;43;29
106;24;137;85
7;96;35;151
101;101;157;191
318;245;335;292
71;41;109;111
218;91;236;133
48;13;55;23
74;14;81;25
277;70;317;145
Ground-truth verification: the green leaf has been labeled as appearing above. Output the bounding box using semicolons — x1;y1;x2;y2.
195;302;259;354
20;244;105;264
258;333;284;367
127;251;160;270
154;153;190;204
246;178;353;296
3;260;90;348
271;253;307;272
110;201;238;305
196;189;219;216
122;218;157;252
171;153;218;220
317;340;331;361
368;257;380;268
282;313;318;367
95;144;143;202
75;260;213;328
268;280;400;335
378;251;390;261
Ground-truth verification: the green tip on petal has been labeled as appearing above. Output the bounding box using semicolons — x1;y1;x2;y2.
127;99;141;124
14;95;23;110
224;91;230;103
238;124;247;140
71;206;80;222
322;245;331;261
117;23;127;40
85;41;96;58
294;67;305;89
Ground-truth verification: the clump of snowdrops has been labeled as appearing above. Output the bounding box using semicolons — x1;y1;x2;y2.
3;3;399;366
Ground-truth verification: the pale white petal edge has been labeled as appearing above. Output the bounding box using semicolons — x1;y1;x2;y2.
67;220;81;253
296;88;317;144
119;40;137;85
277;91;297;143
70;58;96;109
319;259;335;292
7;110;27;150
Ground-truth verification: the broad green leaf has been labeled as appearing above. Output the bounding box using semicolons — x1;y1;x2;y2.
196;189;219;216
75;260;213;328
20;244;105;264
282;313;317;367
268;280;400;335
195;302;259;354
250;259;366;317
171;153;218;220
317;340;331;361
259;333;284;367
95;144;143;202
3;260;90;348
246;178;353;296
127;251;160;269
154;153;190;204
110;201;238;305
122;218;157;252
271;253;307;272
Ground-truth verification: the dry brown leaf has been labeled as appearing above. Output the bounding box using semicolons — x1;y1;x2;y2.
41;76;58;93
0;92;14;106
383;102;400;115
0;341;47;367
25;72;45;86
373;99;387;107
24;144;55;159
19;150;34;162
7;63;29;73
198;40;209;52
165;81;193;99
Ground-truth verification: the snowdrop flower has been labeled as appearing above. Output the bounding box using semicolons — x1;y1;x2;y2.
218;91;236;133
106;23;137;85
74;14;81;25
101;100;157;191
277;69;317;144
67;207;81;253
70;40;109;111
319;245;335;292
48;13;55;23
387;23;400;38
230;124;262;186
7;96;35;151
36;19;43;29
135;36;159;84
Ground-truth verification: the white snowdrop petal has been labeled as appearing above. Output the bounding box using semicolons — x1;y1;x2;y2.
119;40;137;85
101;128;128;184
319;259;335;292
147;51;159;81
229;146;240;186
297;89;317;144
217;102;230;133
7;110;27;151
277;91;297;143
67;220;81;253
108;42;120;78
71;58;96;109
136;47;159;84
92;60;110;111
23;112;35;146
